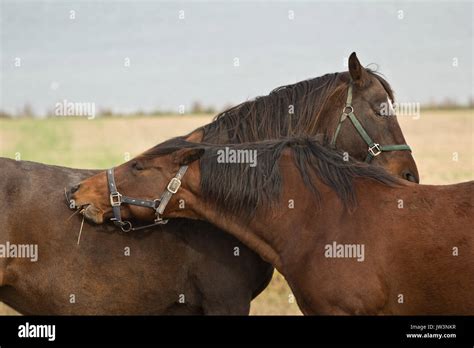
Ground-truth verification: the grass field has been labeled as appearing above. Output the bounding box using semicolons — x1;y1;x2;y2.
0;109;472;315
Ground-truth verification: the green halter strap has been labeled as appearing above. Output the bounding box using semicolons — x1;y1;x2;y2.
330;83;411;163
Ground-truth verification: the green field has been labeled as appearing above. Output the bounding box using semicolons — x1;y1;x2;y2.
0;109;472;315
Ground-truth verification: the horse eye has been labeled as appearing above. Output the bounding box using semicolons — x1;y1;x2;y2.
132;161;144;171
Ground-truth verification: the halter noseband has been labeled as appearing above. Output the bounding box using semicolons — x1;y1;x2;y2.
106;165;188;232
331;83;411;162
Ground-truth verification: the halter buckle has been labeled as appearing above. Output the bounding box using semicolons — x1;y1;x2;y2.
167;178;182;194
368;143;382;157
110;192;122;207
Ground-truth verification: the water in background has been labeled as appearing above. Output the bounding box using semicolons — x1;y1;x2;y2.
1;0;472;115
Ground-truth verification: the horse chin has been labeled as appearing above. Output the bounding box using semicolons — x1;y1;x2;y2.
82;204;105;224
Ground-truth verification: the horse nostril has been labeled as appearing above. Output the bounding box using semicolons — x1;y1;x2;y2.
403;171;418;183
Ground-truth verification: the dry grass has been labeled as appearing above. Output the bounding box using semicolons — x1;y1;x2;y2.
0;109;472;315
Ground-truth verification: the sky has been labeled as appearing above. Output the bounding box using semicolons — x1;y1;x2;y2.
1;0;472;115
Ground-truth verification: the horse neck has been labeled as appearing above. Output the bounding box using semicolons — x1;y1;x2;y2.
171;153;346;273
195;204;285;269
210;193;336;274
171;166;284;269
174;150;395;276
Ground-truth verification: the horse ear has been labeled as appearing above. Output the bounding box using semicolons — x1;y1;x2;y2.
172;148;204;165
348;52;368;86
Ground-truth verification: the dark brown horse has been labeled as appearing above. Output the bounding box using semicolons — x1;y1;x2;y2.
197;53;419;182
72;137;473;315
0;158;271;314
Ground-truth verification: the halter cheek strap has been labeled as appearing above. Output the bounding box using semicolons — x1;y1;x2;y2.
106;166;188;232
156;165;188;215
331;83;412;163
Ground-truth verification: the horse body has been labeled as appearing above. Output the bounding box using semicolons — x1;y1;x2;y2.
72;138;473;315
0;158;272;314
277;178;474;315
191;147;473;314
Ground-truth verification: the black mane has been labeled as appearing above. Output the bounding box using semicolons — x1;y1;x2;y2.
200;70;394;144
145;136;400;220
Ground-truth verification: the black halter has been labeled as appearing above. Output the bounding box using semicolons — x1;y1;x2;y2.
106;166;188;232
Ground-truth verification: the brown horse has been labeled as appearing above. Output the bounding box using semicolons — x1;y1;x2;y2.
71;137;473;314
196;52;418;182
0;158;272;314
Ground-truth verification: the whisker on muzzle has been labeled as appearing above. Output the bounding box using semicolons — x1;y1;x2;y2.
77;212;85;245
66;209;81;221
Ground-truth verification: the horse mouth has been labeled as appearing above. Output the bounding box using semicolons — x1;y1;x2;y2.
79;204;105;224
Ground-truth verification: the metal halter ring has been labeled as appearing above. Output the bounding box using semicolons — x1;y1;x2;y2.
120;221;132;232
342;105;354;115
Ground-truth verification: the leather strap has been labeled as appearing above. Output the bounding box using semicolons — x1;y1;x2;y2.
380;144;412;151
156;165;188;215
331;83;411;163
107;168;161;231
106;165;189;232
107;168;128;229
331;84;353;147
